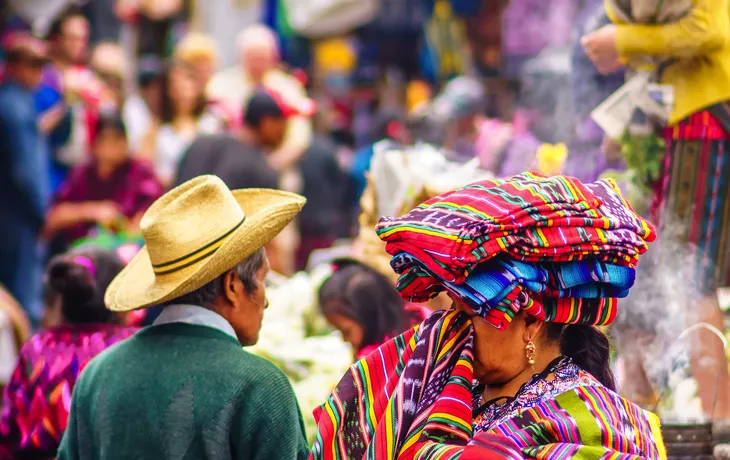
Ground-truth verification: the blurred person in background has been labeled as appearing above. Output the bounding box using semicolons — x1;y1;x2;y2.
0;34;50;325
82;0;122;44
174;32;218;92
89;41;129;110
175;89;306;275
44;112;163;253
318;258;429;361
350;110;407;203
0;286;32;390
114;0;188;58
0;248;136;460
295;132;351;271
564;3;624;183
139;60;224;186
123;55;162;152
174;32;237;129
1;0;76;38
207;24;313;174
42;6;101;192
583;0;730;424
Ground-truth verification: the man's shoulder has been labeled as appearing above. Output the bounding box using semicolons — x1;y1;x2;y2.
72;333;138;394
230;347;290;384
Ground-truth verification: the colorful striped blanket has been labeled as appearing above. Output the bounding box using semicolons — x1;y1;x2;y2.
376;173;656;286
310;310;666;460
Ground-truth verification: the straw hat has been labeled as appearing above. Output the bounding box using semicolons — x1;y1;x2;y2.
105;175;306;312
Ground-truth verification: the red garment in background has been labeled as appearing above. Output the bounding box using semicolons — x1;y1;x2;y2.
51;158;164;246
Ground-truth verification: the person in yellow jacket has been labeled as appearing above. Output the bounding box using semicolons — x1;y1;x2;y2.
582;0;730;423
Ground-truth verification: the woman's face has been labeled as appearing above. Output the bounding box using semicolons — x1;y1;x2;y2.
451;295;532;386
325;312;364;351
168;67;200;115
189;57;215;89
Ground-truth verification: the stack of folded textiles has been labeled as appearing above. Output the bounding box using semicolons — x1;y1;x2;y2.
376;172;657;330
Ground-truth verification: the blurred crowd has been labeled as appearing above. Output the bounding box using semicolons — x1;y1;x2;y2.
0;1;614;331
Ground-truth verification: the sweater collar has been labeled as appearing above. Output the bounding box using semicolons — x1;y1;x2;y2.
154;304;238;342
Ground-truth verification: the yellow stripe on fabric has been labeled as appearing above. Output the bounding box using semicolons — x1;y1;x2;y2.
645;410;667;460
555;390;602;447
384;395;395;460
399;426;422;455
360;359;379;439
324;402;339;459
431;201;494;220
436;311;455;349
580;388;615;448
377;226;472;242
437;321;471;361
429;412;473;428
535;227;549;247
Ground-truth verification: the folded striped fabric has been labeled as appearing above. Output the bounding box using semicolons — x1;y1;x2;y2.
377;173;656;285
392;253;632;329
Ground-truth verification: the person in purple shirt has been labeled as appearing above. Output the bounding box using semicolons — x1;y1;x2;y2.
43;111;164;252
0;34;50;325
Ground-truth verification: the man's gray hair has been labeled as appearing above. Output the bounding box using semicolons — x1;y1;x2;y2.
170;248;266;308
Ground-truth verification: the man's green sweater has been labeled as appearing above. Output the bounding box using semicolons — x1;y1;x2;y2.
57;323;310;460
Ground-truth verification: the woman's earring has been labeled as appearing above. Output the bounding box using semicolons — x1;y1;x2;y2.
525;340;536;366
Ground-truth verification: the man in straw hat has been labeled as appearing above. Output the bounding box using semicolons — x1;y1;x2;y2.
57;175;310;460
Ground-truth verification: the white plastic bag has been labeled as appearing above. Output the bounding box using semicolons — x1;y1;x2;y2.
281;0;381;38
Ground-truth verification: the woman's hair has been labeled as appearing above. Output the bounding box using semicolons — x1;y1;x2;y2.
45;248;125;324
94;111;127;140
318;258;407;349
547;323;616;390
174;32;219;65
159;60;207;124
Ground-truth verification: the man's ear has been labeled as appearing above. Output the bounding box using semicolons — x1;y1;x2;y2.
222;270;239;306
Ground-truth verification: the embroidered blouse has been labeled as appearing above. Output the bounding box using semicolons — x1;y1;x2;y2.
472;356;598;433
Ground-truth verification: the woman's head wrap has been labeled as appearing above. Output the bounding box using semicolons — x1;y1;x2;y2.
377;172;656;329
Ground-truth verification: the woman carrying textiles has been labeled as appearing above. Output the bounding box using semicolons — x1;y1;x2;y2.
311;173;665;459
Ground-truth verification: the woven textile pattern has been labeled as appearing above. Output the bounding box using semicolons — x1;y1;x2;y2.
377;172;656;286
0;324;136;456
310;310;664;460
652;109;730;292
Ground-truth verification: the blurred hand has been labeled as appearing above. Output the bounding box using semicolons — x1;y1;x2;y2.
38;103;67;134
602;135;624;163
581;25;624;75
90;202;123;229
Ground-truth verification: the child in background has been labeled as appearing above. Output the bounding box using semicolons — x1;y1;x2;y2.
43;111;163;254
318;258;430;361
